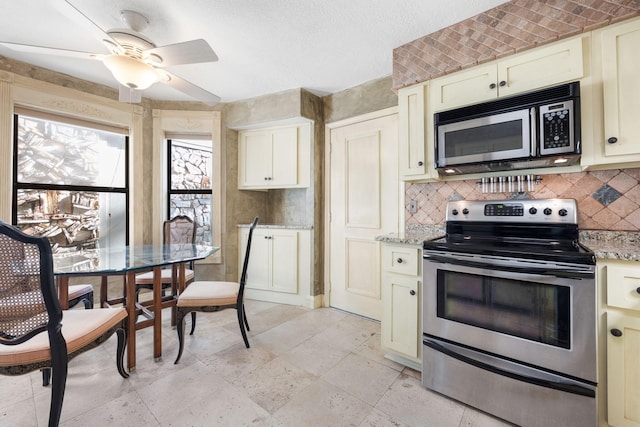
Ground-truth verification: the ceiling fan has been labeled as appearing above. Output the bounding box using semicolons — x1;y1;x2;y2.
0;3;221;105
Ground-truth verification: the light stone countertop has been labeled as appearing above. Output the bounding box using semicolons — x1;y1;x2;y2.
237;224;313;230
580;230;640;262
376;226;640;262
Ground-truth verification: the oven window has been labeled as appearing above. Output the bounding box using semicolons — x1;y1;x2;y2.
436;270;570;349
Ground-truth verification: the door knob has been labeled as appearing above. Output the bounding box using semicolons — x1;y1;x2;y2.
409;290;416;296
610;328;623;337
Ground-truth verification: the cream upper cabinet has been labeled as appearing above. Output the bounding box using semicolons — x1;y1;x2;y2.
238;123;311;189
430;36;585;112
398;83;437;181
595;18;640;161
381;242;422;370
599;260;640;427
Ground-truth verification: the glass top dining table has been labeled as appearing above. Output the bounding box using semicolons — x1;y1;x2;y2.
52;244;219;371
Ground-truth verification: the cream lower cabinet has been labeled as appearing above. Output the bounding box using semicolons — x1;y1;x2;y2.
239;227;313;307
598;260;640;427
238;123;311;189
381;242;421;370
429;35;585;112
586;18;640;166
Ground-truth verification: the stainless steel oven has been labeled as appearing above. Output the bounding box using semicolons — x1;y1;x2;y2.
422;199;597;427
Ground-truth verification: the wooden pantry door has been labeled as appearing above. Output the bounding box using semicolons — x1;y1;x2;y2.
325;108;400;320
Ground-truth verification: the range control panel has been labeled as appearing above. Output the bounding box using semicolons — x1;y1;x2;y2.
446;198;578;224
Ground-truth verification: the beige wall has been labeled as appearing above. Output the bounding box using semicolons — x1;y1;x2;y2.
0;54;398;299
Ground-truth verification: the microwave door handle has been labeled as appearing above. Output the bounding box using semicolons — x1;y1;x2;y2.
530;107;537;157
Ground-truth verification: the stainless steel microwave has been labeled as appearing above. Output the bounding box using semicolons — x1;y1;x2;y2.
435;81;581;175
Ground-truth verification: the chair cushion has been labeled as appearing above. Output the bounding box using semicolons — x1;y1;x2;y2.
68;284;93;300
0;307;127;367
135;268;194;285
177;281;239;307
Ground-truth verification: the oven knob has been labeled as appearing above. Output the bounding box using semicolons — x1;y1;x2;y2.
462;208;469;215
452;209;459;216
543;208;552;215
559;209;568;217
529;207;537;215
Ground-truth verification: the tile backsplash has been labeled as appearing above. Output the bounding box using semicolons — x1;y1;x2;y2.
405;168;640;231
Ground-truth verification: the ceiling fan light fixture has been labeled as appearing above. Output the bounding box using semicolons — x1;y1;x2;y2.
103;54;158;90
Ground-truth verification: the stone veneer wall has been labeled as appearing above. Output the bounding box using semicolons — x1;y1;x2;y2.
406;168;640;231
393;0;640;90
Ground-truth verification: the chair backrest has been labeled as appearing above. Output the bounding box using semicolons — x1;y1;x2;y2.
163;215;196;245
0;221;62;346
239;217;259;289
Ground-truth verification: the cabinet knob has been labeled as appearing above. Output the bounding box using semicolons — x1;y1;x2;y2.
499;80;506;87
610;328;623;337
489;83;497;90
636;287;640;294
396;258;403;264
409;290;416;296
607;137;618;144
417;161;424;166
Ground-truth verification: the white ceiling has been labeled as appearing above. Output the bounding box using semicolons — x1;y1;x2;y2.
0;0;508;103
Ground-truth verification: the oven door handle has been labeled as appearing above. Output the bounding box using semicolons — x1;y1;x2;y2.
423;254;593;279
423;337;596;398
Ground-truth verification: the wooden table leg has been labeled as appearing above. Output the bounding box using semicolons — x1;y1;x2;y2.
153;266;162;360
126;270;137;371
57;276;69;310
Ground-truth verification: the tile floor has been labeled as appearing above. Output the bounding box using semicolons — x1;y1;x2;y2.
0;300;513;426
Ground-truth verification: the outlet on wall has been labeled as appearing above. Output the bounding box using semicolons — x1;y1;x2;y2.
409;200;417;213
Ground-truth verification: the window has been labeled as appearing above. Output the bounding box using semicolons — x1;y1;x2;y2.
12;112;129;254
167;138;212;245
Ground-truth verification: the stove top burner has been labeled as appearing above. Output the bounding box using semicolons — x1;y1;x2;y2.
423;198;595;265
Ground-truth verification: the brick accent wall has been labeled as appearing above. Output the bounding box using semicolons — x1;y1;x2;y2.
393;0;640;90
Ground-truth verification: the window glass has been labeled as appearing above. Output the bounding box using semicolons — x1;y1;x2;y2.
14;114;128;253
168;139;212;246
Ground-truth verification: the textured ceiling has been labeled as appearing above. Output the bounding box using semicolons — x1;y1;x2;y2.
0;0;508;103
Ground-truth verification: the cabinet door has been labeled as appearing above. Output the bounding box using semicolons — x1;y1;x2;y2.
271;127;299;186
242;228;270;290
601;19;640;157
269;229;298;294
382;273;420;358
399;84;427;178
607;310;640;427
429;64;498;111
498;36;584;98
239;131;273;187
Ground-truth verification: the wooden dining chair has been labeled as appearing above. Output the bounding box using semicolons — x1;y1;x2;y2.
135;215;196;298
174;217;258;364
0;221;129;427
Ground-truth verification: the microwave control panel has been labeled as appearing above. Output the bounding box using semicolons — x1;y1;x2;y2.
539;100;574;155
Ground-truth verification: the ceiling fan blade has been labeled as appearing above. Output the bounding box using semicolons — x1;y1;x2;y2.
118;85;142;103
144;39;218;67
160;70;221;105
57;0;123;54
0;41;102;60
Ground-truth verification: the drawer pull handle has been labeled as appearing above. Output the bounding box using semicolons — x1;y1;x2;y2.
611;328;623;337
396;258;403;264
409;290;416;296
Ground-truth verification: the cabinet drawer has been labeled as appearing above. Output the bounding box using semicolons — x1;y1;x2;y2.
382;244;421;276
606;265;640;312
